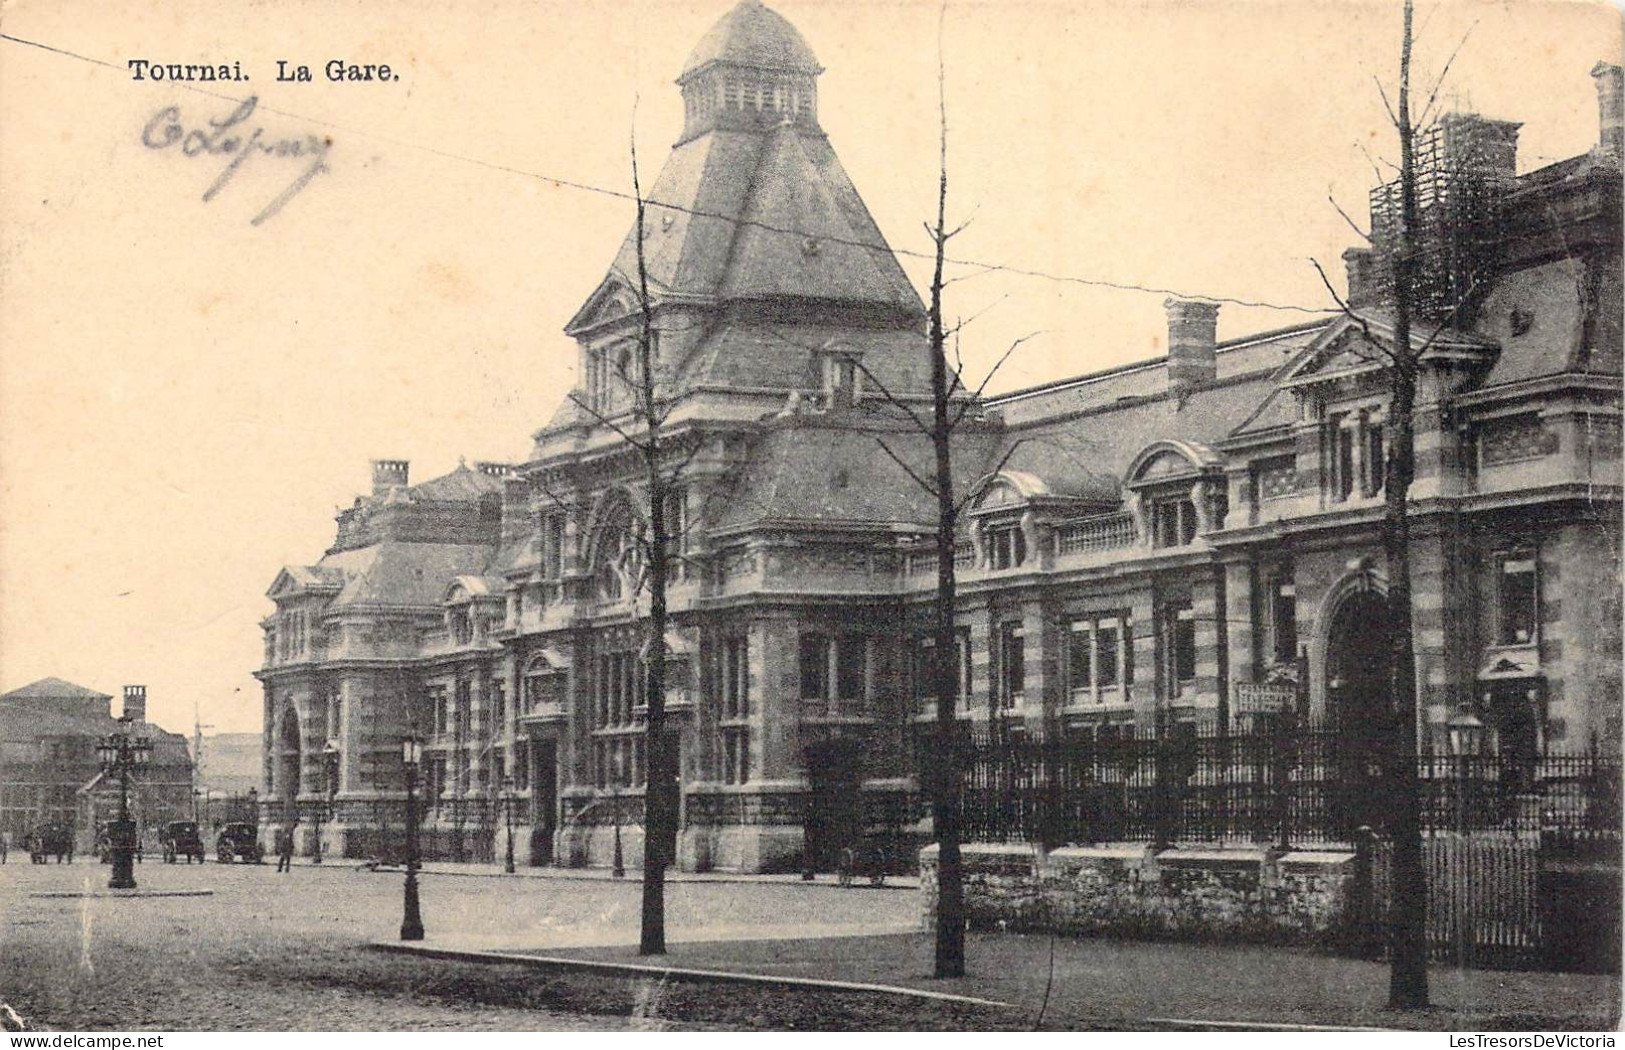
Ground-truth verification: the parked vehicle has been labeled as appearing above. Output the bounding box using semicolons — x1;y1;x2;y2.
161;821;205;864
215;823;263;864
95;820;144;863
27;822;74;863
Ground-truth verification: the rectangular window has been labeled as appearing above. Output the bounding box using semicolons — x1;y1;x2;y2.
836;634;867;700
1097;622;1121;688
489;679;505;729
542;512;565;580
988;526;1027;569
997;621;1025;709
913;630;972;710
1364;419;1386;497
1497;554;1538;645
1152;499;1197;548
799;634;830;700
720;635;750;719
1162;602;1197;695
514;741;529;790
722;728;750;784
1335;421;1356;501
1068;621;1093;696
1263;569;1297;665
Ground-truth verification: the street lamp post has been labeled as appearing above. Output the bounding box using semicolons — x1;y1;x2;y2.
400;735;424;941
1447;706;1486;831
1446;705;1486;968
315;742;338;865
501;774;516;874
96;718;151;890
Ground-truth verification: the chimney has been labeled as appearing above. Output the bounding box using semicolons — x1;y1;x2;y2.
121;684;146;723
500;473;531;546
1593;61;1623;158
475;461;514;479
1343;247;1379;309
1164;299;1220;397
371;459;409;497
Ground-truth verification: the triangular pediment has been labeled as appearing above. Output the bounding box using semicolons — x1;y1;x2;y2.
1280;320;1388;388
564;276;644;337
1279;311;1498;392
267;567;305;600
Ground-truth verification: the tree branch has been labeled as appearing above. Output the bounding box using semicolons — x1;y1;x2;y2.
1329;192;1372;244
950;332;1039;430
566;390;653;454
953;437;1029;517
875;436;939;501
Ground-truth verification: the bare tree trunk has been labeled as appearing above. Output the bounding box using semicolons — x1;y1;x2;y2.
631;136;669;958
928;50;965;982
1385;0;1429;1009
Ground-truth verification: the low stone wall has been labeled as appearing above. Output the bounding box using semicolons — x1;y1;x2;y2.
920;842;1359;947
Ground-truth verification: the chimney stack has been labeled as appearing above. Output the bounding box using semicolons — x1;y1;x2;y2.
1593;61;1623;158
1164;299;1220;397
371;459;410;497
1343;247;1379;309
121;685;146;723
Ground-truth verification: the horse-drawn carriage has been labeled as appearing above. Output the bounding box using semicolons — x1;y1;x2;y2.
26;821;74;863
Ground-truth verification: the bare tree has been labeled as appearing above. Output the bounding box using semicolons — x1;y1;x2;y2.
1311;0;1492;1009
558;127;684;957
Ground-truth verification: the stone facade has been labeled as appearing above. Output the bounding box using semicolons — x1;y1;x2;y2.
0;678;194;849
919;843;1359;947
255;2;1623;872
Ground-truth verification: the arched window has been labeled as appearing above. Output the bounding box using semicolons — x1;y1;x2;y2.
590;494;645;601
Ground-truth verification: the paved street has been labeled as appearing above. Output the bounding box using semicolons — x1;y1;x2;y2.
2;857;1616;1031
0;857;946;1031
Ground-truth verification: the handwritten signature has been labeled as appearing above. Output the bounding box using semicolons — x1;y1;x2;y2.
142;96;330;225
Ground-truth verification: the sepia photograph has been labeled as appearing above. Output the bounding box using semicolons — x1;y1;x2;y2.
0;0;1621;1035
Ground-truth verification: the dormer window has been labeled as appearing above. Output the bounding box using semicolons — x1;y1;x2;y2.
988;525;1027;569
1151;497;1197;548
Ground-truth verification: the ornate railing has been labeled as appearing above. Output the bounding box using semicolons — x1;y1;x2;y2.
1054;512;1138;557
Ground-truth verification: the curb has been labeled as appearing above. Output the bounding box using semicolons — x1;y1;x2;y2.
370;941;1013;1010
29;889;216;899
335;862;919;891
1148;1017;1404;1032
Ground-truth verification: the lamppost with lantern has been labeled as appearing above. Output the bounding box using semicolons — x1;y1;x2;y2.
314;742;339;864
1447;706;1486;834
1446;705;1485;967
400;735;425;941
500;774;516;874
96;718;152;890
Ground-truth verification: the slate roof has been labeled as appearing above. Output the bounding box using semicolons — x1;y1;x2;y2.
399;463;504;503
714;420;1001;530
0;677;111;703
989;322;1325;428
317;542;495;609
683;321;932;394
679;0;822;80
602;127;920;314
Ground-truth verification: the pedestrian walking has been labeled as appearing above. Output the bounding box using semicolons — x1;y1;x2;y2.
0;830;8;864
276;823;296;873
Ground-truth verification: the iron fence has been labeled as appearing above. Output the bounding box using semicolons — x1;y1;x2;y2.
954;726;1622;849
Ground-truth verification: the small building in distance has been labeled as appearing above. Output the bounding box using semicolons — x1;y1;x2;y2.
196;732;264;828
0;678;193;847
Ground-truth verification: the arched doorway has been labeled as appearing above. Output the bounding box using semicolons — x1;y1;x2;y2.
1324;588;1395;836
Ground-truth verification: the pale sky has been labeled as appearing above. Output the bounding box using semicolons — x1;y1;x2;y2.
1;0;1619;734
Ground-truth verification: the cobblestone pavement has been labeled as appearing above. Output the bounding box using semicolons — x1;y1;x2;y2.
0;856;927;1031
